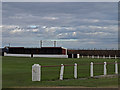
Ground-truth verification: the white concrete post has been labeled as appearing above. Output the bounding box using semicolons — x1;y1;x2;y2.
74;63;77;79
90;62;93;77
115;55;117;59
32;64;41;81
103;55;105;59
87;55;89;58
65;48;67;55
60;64;64;80
72;54;74;58
82;55;83;58
4;52;7;56
77;54;80;58
109;55;111;59
104;62;107;75
115;61;118;74
97;55;99;59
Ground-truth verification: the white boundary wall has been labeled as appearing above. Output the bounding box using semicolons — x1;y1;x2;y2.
4;52;68;58
78;55;118;59
4;52;118;59
33;54;68;58
4;52;31;57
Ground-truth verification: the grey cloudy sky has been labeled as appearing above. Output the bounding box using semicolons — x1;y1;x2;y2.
2;0;119;2
2;2;118;49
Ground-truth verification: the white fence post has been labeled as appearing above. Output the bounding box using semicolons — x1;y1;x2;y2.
82;55;83;58
87;55;89;58
72;54;74;58
32;64;41;81
104;62;107;75
115;55;117;59
77;54;80;58
74;63;77;79
90;62;93;77
109;55;111;59
4;52;7;56
92;55;94;59
115;61;118;74
97;55;99;59
60;64;64;80
103;55;105;59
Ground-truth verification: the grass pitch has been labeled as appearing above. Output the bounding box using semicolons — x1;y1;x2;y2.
2;56;118;88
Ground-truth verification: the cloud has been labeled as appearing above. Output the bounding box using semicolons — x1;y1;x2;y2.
85;32;112;36
27;25;39;29
87;41;96;44
42;17;59;20
82;19;100;23
32;29;39;32
2;0;119;2
2;24;117;42
10;29;24;34
2;2;118;49
2;25;19;29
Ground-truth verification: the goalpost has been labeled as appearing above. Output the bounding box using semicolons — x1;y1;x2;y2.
40;40;56;47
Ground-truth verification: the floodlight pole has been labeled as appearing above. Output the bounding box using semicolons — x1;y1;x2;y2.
40;40;42;48
54;41;57;47
8;43;10;47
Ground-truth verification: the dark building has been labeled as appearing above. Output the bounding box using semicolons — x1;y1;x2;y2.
68;49;119;57
0;48;8;56
68;54;73;58
7;47;67;55
2;47;119;57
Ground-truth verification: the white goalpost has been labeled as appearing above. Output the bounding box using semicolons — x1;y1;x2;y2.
40;40;55;47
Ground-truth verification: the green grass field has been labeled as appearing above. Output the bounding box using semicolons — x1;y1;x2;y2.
2;56;118;88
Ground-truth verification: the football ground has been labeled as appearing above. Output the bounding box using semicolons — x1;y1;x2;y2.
2;56;118;88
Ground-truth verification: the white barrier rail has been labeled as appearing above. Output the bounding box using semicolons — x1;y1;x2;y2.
4;52;68;58
78;55;118;59
4;52;31;57
4;53;119;59
33;54;68;58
